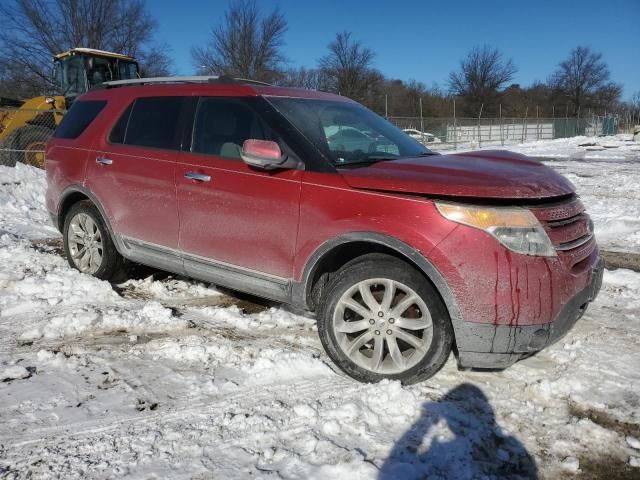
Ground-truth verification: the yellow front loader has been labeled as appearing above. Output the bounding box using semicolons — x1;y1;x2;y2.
0;48;139;168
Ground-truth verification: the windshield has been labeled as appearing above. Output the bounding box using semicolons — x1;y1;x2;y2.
53;56;87;98
267;97;431;166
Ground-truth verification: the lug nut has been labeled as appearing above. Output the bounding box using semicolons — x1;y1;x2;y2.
378;311;384;317
389;318;395;324
375;330;381;335
369;319;375;325
386;329;392;335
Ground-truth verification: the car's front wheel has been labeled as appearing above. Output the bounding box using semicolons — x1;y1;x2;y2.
317;255;453;384
63;201;124;281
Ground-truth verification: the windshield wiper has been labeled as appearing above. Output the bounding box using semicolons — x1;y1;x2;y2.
334;156;398;167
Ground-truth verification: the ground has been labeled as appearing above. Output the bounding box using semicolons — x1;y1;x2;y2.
1;135;639;479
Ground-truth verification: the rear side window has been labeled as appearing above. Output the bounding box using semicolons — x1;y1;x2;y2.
53;100;106;139
110;97;185;150
192;97;279;159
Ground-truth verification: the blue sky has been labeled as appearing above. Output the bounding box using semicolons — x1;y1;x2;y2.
152;0;639;100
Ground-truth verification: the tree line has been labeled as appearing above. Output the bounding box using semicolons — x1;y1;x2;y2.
1;0;637;120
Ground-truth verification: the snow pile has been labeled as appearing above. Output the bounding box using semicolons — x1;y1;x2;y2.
0;163;59;240
503;134;639;161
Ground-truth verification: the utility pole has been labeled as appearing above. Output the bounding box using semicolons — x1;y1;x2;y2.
419;97;424;144
453;98;457;150
499;104;504;146
477;103;484;148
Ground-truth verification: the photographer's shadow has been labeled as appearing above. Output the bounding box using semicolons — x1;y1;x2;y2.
379;383;538;479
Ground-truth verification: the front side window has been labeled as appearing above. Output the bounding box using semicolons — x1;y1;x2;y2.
267;97;431;166
191;97;279;159
118;62;138;81
54;56;87;98
111;97;185;150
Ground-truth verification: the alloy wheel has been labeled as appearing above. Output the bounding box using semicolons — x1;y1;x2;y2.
332;278;433;374
67;213;104;274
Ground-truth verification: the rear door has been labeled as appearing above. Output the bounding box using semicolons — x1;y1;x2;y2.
176;95;302;294
85;95;192;271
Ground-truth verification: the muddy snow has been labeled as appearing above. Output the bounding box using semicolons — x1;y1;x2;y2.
1;137;640;479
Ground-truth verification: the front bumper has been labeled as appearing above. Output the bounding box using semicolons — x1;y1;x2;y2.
456;257;604;369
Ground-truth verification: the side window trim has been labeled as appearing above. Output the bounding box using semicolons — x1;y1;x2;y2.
189;97;205;155
122;99;135;144
107;99;135;145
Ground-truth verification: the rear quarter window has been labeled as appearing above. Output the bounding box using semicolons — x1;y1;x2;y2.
53;100;106;139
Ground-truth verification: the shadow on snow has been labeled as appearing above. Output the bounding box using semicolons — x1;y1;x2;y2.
379;383;538;479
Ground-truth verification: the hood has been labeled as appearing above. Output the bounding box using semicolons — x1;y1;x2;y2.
338;150;575;200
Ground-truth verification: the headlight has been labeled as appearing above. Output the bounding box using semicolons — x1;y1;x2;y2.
435;202;556;257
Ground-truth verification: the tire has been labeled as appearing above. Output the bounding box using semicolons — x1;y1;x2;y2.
1;125;53;168
317;254;453;384
0;130;20;167
62;201;125;281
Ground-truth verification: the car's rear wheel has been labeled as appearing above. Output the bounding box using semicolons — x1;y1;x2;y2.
317;255;453;384
63;201;124;281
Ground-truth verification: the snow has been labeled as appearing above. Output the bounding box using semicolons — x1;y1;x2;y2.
1;145;640;478
0;365;31;381
627;436;640;450
470;134;640;254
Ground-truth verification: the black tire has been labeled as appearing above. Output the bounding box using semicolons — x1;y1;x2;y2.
10;125;53;168
62;200;125;281
317;254;453;385
0;130;20;167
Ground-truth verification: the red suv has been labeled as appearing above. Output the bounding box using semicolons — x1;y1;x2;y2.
45;77;603;384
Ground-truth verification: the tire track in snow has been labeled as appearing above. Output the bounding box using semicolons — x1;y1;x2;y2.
3;375;361;448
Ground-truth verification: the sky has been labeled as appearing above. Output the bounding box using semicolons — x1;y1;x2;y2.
151;0;640;100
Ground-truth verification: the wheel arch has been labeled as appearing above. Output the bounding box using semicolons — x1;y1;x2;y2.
57;185;122;254
297;232;463;335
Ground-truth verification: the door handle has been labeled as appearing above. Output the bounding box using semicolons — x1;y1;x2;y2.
96;156;113;165
184;171;211;182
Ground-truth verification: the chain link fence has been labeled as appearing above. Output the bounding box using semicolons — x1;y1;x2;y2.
0;107;62;168
0;106;628;169
387;114;621;150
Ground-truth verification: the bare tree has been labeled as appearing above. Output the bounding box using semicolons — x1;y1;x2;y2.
278;67;332;91
448;45;517;115
192;0;287;83
0;0;170;97
549;46;621;115
137;44;175;77
318;31;377;103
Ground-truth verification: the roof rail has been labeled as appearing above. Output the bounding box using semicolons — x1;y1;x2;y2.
101;75;271;88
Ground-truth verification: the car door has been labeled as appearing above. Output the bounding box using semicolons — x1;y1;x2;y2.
176;95;302;298
86;95;191;272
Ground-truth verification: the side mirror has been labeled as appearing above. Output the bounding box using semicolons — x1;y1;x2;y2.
241;139;298;170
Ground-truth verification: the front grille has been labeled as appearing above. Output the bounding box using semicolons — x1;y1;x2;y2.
530;197;596;270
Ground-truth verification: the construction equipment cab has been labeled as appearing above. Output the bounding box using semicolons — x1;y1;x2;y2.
0;48;139;168
52;48;139;101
